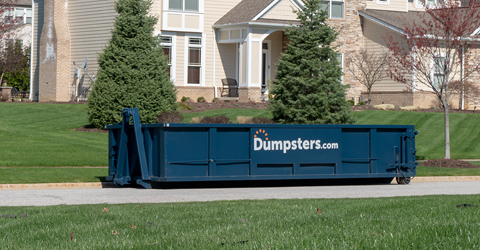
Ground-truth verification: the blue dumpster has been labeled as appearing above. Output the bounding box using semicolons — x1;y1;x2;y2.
105;108;417;188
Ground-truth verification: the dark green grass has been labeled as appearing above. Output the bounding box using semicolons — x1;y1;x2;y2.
1;195;480;249
0;167;107;184
354;110;480;160
416;166;480;176
0;103;108;166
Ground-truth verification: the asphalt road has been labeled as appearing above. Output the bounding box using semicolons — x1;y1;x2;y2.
1;181;480;207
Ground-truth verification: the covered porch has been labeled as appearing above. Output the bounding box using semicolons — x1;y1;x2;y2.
213;23;291;102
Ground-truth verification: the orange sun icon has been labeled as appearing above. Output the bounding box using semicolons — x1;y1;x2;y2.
254;129;268;140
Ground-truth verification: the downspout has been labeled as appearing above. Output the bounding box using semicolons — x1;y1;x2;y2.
29;0;34;101
212;29;217;98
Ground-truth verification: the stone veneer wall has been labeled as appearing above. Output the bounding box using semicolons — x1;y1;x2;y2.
413;92;460;109
38;0;71;102
238;87;262;102
176;86;215;103
329;0;366;101
362;92;413;107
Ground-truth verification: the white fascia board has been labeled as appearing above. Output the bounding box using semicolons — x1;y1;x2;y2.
213;21;295;29
253;0;282;21
359;11;406;36
471;26;480;36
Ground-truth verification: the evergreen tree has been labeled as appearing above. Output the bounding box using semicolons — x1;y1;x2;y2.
270;0;355;124
88;0;177;128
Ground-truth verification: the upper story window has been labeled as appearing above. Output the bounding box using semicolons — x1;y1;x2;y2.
416;0;444;8
320;0;344;19
5;7;32;24
169;0;199;12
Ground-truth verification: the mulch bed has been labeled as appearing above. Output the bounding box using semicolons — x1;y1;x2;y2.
420;159;480;169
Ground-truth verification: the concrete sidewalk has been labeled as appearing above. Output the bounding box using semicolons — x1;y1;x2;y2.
0;176;479;191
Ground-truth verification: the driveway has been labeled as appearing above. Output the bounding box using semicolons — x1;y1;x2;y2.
1;181;480;207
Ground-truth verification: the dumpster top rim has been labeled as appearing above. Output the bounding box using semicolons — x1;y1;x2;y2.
105;123;416;130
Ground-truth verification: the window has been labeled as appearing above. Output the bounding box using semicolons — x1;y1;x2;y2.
416;0;444;8
432;56;445;90
320;0;344;19
187;37;202;84
169;0;199;12
5;7;32;24
377;0;389;4
161;36;173;77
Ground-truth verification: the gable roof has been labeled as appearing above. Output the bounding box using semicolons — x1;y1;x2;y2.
215;0;301;26
360;9;480;37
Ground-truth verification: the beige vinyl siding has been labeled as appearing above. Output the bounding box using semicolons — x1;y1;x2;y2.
367;0;407;12
204;0;243;88
152;0;162;31
217;43;237;80
175;33;186;85
265;31;284;83
262;0;298;21
68;0;117;97
362;18;409;91
31;0;44;100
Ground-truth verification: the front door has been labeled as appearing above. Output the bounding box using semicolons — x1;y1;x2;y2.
262;42;271;95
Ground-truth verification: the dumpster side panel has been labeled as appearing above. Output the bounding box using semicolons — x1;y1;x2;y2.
341;128;371;174
214;128;250;176
250;127;342;176
164;128;209;177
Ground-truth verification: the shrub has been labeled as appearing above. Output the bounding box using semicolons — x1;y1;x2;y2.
212;98;220;103
347;100;355;106
157;111;184;123
357;101;366;106
251;117;276;124
181;96;192;103
178;102;194;111
197;96;206;103
200;116;231;124
87;0;177;129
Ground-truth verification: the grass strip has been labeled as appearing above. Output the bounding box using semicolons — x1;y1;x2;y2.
0;167;107;184
416;166;480;176
1;195;480;249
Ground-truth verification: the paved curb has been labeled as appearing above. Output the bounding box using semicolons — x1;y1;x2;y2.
0;176;479;190
0;182;117;191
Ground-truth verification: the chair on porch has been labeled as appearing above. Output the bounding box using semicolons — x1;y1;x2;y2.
221;78;239;97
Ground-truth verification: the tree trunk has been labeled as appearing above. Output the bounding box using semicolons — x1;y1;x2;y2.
444;101;451;159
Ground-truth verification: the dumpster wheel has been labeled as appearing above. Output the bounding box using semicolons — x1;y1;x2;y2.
396;177;411;185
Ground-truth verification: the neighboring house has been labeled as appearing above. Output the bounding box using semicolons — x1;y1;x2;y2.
30;0;480;109
3;0;32;48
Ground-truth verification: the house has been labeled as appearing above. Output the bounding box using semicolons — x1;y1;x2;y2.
3;0;32;48
30;0;480;109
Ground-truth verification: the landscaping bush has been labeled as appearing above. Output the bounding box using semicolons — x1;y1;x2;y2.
181;96;192;103
212;98;221;103
178;102;194;111
197;96;206;103
347;100;355;106
357;101;366;106
157;111;184;123
251;117;276;124
87;0;177;129
200;116;231;124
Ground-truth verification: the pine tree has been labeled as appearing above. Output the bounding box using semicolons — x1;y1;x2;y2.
88;0;177;128
270;0;355;124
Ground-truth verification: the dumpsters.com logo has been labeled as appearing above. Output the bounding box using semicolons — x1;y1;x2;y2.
253;129;339;154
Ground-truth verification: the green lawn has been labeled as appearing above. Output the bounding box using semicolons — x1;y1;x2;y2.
0;103;108;166
353;110;480;160
2;103;480;167
0;167;107;184
1;195;480;249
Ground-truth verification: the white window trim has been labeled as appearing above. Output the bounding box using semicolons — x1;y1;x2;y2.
377;0;390;5
338;53;344;84
5;7;32;24
430;53;446;91
322;0;345;20
184;33;206;86
163;0;204;13
158;32;177;84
